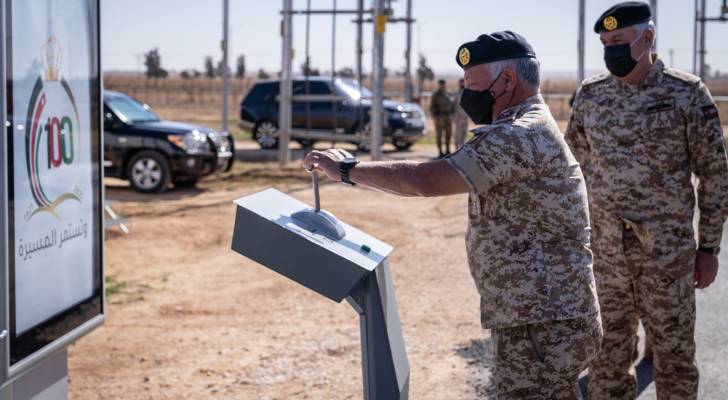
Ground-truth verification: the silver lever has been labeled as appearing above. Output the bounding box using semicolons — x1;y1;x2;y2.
312;170;321;213
292;169;346;240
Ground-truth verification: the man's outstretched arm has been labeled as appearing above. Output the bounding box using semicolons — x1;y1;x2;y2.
302;149;469;197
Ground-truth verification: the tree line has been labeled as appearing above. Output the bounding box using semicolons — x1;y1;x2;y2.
143;47;437;87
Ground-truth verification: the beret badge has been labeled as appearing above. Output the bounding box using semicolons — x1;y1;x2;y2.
458;47;471;66
603;16;618;31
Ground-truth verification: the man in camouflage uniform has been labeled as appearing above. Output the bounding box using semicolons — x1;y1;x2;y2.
430;79;455;158
453;78;470;148
303;31;602;399
565;3;728;399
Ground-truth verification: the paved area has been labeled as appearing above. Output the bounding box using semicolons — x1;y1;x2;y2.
692;225;728;398
576;225;728;399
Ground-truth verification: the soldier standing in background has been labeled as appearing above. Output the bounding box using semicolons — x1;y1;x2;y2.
430;79;454;158
565;3;728;399
453;78;470;149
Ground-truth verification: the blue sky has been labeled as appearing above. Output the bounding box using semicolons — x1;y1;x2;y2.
102;0;728;77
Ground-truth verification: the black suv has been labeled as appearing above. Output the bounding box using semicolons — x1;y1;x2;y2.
103;91;234;193
239;77;426;151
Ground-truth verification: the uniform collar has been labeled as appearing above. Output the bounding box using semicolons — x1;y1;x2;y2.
493;93;544;123
612;54;664;92
471;93;544;134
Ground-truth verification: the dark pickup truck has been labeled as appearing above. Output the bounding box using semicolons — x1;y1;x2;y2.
103;90;234;193
239;76;427;150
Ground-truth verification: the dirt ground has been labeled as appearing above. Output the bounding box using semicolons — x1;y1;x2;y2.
67;123;728;399
67;143;493;399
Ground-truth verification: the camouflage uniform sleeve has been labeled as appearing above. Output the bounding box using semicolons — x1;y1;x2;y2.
686;82;728;248
564;89;590;167
430;92;440;114
446;127;537;194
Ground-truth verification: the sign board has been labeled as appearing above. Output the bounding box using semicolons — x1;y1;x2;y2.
2;0;103;381
232;188;393;302
231;189;410;399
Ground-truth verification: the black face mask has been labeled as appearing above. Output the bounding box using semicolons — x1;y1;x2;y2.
459;71;506;125
603;34;647;78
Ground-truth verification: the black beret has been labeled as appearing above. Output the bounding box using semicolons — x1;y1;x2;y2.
455;31;536;69
594;1;651;33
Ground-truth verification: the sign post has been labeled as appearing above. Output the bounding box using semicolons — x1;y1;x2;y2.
1;0;104;398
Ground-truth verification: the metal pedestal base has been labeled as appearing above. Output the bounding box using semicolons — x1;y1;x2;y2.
0;350;67;400
347;261;409;400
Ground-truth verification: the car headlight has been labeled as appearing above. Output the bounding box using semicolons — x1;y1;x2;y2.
185;130;211;154
168;130;210;154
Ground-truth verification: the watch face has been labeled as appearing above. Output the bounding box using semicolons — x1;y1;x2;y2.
342;158;359;169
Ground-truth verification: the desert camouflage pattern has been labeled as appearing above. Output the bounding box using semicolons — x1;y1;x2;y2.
431;88;454;154
492;315;602;398
565;56;725;399
430;87;454;116
587;230;698;400
447;94;601;329
566;57;728;279
453;88;470;148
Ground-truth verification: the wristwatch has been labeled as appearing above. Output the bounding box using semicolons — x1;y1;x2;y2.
698;246;720;256
340;157;360;186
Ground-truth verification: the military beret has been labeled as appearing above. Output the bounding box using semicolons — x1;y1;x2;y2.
455;31;536;69
594;1;652;33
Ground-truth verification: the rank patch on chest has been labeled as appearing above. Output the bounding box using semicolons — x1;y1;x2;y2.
701;104;720;120
644;98;675;114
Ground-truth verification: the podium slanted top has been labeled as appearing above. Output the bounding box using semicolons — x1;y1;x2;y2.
232;188;393;302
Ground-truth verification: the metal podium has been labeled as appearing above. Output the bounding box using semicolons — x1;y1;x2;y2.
231;186;409;399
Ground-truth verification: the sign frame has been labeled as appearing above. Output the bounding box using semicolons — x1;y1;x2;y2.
1;0;104;384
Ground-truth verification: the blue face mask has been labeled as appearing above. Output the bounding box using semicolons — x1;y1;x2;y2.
458;71;507;125
604;32;648;78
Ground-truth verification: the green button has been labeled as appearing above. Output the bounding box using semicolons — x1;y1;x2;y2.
361;244;371;253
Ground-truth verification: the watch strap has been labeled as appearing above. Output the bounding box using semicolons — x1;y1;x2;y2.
698;246;720;256
340;159;359;186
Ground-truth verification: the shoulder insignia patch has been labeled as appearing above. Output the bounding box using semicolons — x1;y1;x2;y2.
702;104;720;120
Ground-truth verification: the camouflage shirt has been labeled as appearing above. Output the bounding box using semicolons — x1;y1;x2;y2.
447;94;600;329
452;89;470;122
565;57;728;278
430;88;454;116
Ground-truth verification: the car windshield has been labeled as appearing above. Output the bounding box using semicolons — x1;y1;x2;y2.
336;79;372;100
106;96;160;123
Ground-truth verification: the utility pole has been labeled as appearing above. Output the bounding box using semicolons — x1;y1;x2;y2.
222;0;230;134
404;0;413;102
371;0;386;161
356;0;363;86
700;0;706;79
650;0;657;49
693;0;699;74
577;0;585;85
696;0;728;80
279;0;293;165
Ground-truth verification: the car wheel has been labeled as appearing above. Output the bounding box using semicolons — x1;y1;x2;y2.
253;120;279;149
356;122;372;152
295;138;317;149
126;150;171;193
224;137;236;172
173;178;199;188
393;140;414;151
